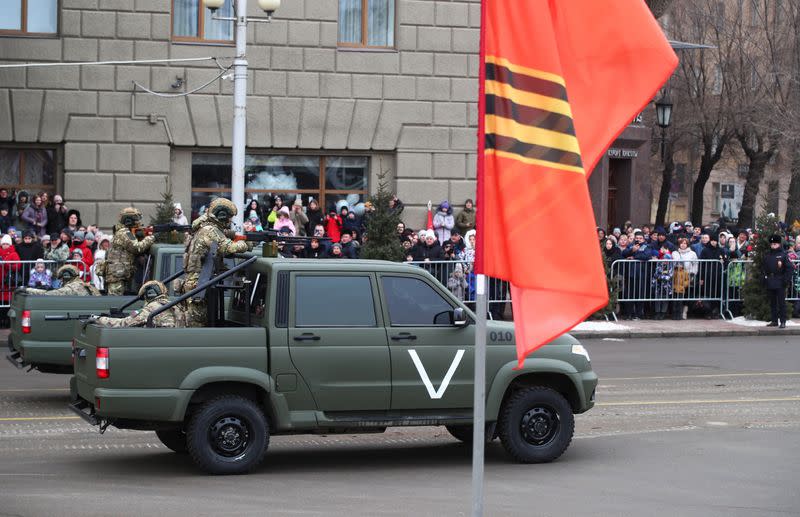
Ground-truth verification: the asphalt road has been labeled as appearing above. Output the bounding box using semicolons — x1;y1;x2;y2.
1;335;799;517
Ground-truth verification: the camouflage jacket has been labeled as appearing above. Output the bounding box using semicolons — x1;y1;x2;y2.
96;296;185;328
103;226;154;282
183;220;250;290
26;279;101;296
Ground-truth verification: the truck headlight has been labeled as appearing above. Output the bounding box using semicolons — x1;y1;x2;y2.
571;344;590;362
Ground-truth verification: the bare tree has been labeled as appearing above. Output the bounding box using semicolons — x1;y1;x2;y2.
781;1;800;225
669;0;735;226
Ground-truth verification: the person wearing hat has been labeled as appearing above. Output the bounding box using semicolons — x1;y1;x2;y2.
21;264;100;296
455;199;476;236
763;234;794;328
289;198;309;237
698;232;724;319
27;258;52;289
91;280;184;328
44;233;70;262
173;203;189;226
328;241;345;259
272;205;296;235
16;230;44;263
433;201;455;243
69;230;94;269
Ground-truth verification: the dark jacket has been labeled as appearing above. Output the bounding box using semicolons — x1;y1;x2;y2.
763;248;794;289
339;241;358;259
46;205;68;235
306;207;324;235
15;241;44;262
413;243;443;261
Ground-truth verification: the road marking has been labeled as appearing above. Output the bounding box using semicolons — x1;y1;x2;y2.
602;372;800;381
0;416;80;422
0;388;69;393
597;396;800;407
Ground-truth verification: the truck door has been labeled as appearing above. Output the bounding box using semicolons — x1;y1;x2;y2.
379;274;475;411
288;273;390;411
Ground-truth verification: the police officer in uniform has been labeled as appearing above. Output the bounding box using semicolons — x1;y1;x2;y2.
21;265;101;296
182;198;252;327
763;234;794;328
102;207;155;295
91;280;185;328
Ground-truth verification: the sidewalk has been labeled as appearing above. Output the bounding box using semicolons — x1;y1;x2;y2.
569;317;800;339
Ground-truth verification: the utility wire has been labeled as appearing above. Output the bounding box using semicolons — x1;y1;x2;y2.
132;64;232;98
0;56;221;68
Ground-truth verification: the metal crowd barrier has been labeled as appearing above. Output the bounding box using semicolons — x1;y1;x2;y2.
405;259;512;318
609;259;726;319
0;259;86;308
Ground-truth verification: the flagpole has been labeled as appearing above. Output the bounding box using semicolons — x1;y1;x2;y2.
472;274;488;517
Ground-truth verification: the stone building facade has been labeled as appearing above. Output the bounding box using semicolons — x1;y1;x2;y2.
0;0;655;229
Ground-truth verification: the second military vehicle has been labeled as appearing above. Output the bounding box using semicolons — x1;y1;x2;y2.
70;256;597;474
6;243;184;373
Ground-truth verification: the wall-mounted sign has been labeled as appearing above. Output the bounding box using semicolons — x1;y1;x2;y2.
607;148;639;158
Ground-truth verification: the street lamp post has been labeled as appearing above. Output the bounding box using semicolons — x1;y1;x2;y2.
655;91;673;161
203;0;280;230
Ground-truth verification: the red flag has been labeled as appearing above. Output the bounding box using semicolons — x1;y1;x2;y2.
476;0;677;367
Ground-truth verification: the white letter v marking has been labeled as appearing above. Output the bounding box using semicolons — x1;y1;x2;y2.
408;349;465;399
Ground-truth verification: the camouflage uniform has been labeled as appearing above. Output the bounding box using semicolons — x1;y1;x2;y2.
24;265;101;296
182;198;251;327
102;208;155;295
95;281;186;328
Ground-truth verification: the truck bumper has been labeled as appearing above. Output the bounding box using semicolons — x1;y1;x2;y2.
573;370;598;413
16;339;73;367
72;377;193;423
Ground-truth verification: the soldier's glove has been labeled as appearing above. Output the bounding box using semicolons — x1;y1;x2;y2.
224;229;237;239
246;242;255;251
134;229;145;239
86;315;100;324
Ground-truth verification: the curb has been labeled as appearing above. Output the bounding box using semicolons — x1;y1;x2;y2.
571;327;800;339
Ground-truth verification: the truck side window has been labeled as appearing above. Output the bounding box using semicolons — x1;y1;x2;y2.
382;276;453;326
295;276;376;327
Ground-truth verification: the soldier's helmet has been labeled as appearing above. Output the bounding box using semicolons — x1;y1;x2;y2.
138;280;168;302
119;207;143;228
56;265;80;282
208;198;237;225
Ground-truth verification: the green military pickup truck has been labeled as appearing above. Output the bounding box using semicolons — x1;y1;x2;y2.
6;244;184;373
70;256;597;475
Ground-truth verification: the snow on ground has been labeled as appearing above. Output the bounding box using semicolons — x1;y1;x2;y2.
727;316;799;327
572;321;631;331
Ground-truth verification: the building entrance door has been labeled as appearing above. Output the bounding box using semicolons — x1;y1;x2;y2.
608;159;632;228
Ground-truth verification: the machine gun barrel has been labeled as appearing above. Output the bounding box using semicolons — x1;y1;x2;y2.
143;223;192;236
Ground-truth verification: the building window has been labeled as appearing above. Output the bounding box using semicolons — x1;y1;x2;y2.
338;0;395;48
0;148;56;193
173;0;234;43
711;182;721;214
191;154;369;221
0;0;58;35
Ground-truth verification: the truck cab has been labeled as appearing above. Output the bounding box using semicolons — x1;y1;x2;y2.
70;257;597;474
6;243;184;373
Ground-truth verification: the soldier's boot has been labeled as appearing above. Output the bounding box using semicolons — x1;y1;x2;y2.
106;281;125;296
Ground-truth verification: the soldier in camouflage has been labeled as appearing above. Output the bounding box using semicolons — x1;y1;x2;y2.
101;207;155;295
182;198;252;327
22;265;101;296
92;280;185;328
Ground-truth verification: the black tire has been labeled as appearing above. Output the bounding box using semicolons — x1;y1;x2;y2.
445;424;495;444
186;395;269;475
155;428;188;454
498;387;574;463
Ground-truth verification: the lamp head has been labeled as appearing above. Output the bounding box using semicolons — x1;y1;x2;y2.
258;0;280;14
203;0;225;12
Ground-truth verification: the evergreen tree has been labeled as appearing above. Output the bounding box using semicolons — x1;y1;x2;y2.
741;212;788;320
592;244;617;319
360;169;404;262
149;180;182;244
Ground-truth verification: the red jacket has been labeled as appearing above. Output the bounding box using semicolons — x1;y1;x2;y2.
325;215;342;243
69;243;94;280
0;245;21;303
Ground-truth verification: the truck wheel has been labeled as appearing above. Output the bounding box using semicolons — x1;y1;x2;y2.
186;395;269;475
445;425;494;444
498;387;574;463
155;429;188;454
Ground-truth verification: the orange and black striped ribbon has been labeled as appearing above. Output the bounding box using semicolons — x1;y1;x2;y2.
484;56;585;175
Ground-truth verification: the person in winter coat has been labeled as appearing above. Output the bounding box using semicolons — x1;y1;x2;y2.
0;188;16;216
16;230;44;262
243;199;262;224
324;210;343;243
620;231;651;320
65;209;82;233
289;199;309;237
46;195;68;234
21;194;48;237
651;245;674;320
28;259;53;289
69;231;94;269
0;234;21;306
266;196;284;228
338;232;358;259
172;203;189;226
671;238;698;319
433;201;455;243
305;199;323;236
603;238;623;268
305;237;327;259
272;206;296;235
342;210;361;235
0;205;12;234
388;195;404;216
44;233;70;262
13;190;30;230
763;234;794;328
699;232;725;319
413;231;444;261
447;262;469;301
455;199;476;236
